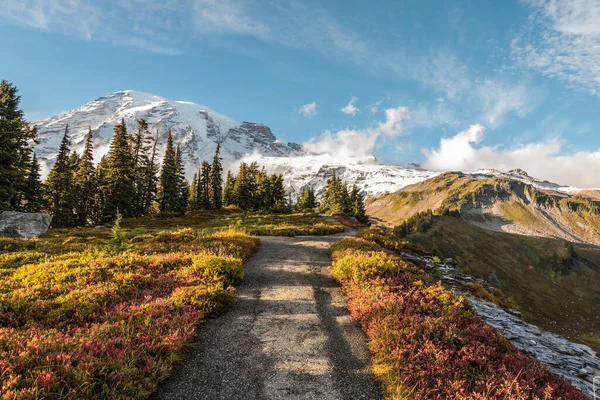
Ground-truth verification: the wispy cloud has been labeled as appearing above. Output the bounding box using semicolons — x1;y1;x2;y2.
512;0;600;95
0;0;368;59
423;123;600;188
304;105;410;158
367;96;388;114
340;96;359;116
298;101;318;118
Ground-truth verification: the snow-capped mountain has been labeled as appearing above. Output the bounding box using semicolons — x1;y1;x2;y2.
33;90;301;176
238;153;440;201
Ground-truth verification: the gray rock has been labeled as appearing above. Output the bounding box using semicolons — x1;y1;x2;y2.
0;211;52;238
94;225;108;229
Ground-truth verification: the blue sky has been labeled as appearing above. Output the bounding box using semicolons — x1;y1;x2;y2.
2;0;600;186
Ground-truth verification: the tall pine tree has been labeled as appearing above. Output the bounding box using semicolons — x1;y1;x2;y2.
223;170;236;207
140;130;159;215
0;80;36;211
74;127;97;225
23;153;42;212
209;143;223;209
199;161;211;210
101;119;136;220
158;130;180;214
45;126;77;226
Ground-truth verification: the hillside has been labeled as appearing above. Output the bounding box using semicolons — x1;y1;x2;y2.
367;171;600;245
366;172;600;354
33;90;301;176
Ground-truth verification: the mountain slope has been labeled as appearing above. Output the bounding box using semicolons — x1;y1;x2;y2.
368;171;600;245
239;153;440;201
33;90;301;175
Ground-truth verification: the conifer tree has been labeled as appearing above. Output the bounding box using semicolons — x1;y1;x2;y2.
209;143;223;209
140;130;159;215
23;153;43;212
130;119;155;215
187;173;199;213
199;161;211;210
92;156;107;225
232;162;253;211
269;174;286;211
0;81;36;211
158;130;179;214
173;146;187;215
45;126;78;226
296;187;317;212
101;119;136;220
349;184;368;223
223;170;236;206
256;168;271;210
74;128;97;225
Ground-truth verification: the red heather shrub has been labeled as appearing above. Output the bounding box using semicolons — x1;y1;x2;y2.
0;229;259;399
330;237;588;400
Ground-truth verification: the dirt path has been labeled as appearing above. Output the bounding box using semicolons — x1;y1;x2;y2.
152;231;381;400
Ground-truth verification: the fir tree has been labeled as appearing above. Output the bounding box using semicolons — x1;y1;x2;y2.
269;174;286;212
223;170;236;206
101;119;136;220
199;161;211;210
158;130;180;214
296;187;317;212
232;162;253;211
209;143;223;209
349;184;368;223
187;173;199;213
0;81;36;211
45;126;78;226
74;127;97;225
141;130;159;215
23;153;43;212
173;146;187;215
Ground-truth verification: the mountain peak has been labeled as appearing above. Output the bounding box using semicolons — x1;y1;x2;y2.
33;91;302;177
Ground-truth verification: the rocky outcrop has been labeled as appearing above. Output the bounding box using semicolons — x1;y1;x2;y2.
426;255;600;398
0;211;52;238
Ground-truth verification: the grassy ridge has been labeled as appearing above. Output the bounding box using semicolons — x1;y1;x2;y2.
406;216;600;355
330;229;587;399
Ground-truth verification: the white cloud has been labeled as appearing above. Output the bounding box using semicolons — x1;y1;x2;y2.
513;0;600;95
377;106;409;136
304;105;410;158
340;96;360;116
423;124;600;188
298;102;318;118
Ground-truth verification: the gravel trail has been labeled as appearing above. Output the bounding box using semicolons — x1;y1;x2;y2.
152;231;381;400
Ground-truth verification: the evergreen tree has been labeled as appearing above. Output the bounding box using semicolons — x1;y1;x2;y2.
223;170;236;206
101;119;136;220
349;184;368;223
255;168;271;211
0;81;36;211
187;173;199;213
173;146;187;215
269;174;286;212
158;130;180;214
130;119;155;215
199;161;211;210
91;156;107;225
209;143;223;209
140;130;159;215
296;187;317;212
74;127;96;225
45;126;77;226
232;162;253;211
23;153;43;212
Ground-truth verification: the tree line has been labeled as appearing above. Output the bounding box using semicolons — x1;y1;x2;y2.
0;80;369;226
